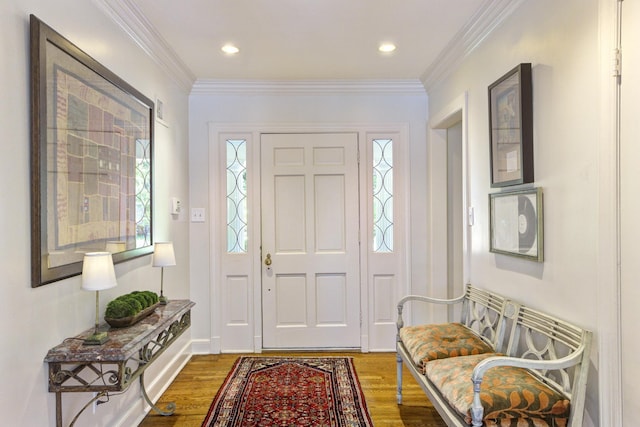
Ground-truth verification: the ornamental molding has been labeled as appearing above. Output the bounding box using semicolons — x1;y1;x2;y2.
93;0;196;92
190;79;427;96
420;0;526;91
95;0;523;95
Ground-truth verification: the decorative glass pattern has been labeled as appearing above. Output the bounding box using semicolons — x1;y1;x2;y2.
135;139;151;247
226;139;248;253
373;139;393;252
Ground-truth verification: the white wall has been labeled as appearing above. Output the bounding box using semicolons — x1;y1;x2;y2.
620;0;640;424
3;0;627;424
188;87;429;351
0;1;191;425
426;0;604;425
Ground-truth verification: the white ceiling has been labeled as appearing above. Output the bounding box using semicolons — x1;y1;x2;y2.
122;0;500;83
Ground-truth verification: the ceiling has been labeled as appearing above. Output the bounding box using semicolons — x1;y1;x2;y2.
123;0;494;83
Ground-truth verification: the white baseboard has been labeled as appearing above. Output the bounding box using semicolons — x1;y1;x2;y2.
192;338;214;354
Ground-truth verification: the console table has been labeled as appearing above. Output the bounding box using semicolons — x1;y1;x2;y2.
44;299;195;427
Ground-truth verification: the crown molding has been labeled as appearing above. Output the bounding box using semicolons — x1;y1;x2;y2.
95;0;522;95
421;0;526;91
93;0;196;93
191;79;427;96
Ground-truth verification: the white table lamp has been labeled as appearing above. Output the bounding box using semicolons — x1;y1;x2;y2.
82;252;117;345
152;242;176;304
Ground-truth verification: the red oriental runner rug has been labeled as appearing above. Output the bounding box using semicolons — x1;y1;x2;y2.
201;356;374;427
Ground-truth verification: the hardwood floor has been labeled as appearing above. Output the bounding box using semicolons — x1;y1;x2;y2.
138;352;447;427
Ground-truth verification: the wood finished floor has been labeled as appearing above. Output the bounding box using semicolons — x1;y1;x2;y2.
138;352;447;427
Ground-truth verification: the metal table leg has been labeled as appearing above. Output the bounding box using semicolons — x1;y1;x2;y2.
140;372;176;416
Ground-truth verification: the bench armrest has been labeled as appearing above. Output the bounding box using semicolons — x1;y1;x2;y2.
471;346;587;382
469;340;590;427
396;293;466;330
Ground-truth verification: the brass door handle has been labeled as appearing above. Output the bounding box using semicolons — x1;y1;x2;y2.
264;253;272;266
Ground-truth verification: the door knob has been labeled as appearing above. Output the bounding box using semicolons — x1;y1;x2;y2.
264;253;272;266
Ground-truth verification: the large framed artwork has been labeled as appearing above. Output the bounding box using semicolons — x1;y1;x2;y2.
489;188;543;262
30;15;154;287
488;63;533;187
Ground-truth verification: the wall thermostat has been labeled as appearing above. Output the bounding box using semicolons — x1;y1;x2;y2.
171;197;181;214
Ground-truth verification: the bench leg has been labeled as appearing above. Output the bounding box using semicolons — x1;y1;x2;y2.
396;352;403;404
471;379;484;426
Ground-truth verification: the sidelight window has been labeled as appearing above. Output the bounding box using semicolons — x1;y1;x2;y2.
372;138;393;252
226;139;247;253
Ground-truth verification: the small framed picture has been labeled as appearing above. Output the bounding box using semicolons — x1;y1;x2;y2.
489;188;543;262
488;63;533;187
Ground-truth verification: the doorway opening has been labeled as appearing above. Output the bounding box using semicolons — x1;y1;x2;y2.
428;96;469;323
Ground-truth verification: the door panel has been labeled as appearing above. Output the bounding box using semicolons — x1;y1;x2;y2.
274;175;306;251
261;133;360;348
315;175;346;251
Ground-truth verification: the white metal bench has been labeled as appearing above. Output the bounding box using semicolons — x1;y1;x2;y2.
396;285;592;427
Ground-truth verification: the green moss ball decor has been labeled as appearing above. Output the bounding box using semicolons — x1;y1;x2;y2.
105;290;160;327
105;299;136;319
131;291;153;306
143;291;159;304
116;295;143;313
130;293;150;309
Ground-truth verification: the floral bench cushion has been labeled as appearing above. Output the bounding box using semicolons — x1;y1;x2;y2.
399;323;494;368
423;353;571;427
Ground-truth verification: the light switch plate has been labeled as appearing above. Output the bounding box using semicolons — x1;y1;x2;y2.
191;208;205;222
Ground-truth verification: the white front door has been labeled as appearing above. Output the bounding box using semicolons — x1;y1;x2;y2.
261;133;360;348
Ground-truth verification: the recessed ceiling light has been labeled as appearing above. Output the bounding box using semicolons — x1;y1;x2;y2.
221;44;239;54
378;43;396;53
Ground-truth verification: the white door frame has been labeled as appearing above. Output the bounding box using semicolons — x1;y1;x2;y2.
427;93;470;323
208;122;410;353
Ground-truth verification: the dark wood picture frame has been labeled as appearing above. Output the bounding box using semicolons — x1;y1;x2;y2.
30;15;154;287
489;63;533;187
489;187;543;262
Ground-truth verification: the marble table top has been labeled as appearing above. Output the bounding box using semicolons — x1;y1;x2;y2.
44;299;195;363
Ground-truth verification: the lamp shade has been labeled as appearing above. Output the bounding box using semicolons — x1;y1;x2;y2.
152;242;176;267
82;252;118;291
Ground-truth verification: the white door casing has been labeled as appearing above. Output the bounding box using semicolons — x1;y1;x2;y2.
427;94;470;324
260;133;361;348
209;124;409;353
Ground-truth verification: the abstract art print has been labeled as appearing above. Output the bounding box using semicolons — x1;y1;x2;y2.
30;15;154;286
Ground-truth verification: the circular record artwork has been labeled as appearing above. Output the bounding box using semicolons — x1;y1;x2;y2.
518;195;536;252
